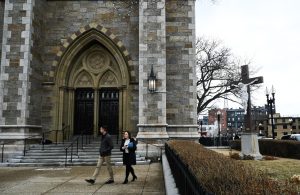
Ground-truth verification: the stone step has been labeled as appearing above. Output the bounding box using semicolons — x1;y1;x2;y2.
13;154;123;159
19;151;124;156
10;156;145;163
2;136;147;167
25;148;122;152
10;156;146;163
0;160;151;167
29;145;121;150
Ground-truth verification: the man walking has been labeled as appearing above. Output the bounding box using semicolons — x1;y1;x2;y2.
85;126;114;184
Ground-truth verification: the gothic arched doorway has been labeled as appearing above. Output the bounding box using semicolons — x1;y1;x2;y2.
54;29;131;137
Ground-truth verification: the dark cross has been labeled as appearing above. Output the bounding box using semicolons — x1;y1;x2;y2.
231;65;263;132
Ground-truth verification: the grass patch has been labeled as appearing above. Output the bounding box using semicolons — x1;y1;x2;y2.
215;148;300;190
244;158;300;181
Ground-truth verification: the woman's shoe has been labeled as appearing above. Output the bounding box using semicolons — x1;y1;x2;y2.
132;175;137;182
122;179;128;184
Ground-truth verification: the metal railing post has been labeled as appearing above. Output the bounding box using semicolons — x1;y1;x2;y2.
1;144;4;163
117;133;119;144
23;139;26;156
85;133;88;145
67;126;70;140
65;148;67;167
70;144;73;165
81;132;84;149
146;143;148;159
62;128;65;141
42;133;45;151
76;138;79;157
55;130;58;145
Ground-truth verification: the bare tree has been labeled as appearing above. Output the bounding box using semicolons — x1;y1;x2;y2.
196;37;259;114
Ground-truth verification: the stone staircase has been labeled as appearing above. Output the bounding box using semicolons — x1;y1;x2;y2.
2;136;150;167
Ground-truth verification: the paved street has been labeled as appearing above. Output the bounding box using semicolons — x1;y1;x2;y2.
0;163;165;195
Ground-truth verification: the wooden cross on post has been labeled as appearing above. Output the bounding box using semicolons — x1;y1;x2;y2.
231;65;263;132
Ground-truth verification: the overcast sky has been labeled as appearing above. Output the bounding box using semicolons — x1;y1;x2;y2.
195;0;300;116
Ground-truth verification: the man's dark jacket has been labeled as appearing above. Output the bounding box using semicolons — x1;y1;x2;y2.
100;133;114;156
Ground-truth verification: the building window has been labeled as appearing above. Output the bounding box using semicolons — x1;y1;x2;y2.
283;125;287;129
282;119;285;122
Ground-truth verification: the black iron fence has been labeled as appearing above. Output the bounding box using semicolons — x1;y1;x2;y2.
165;143;213;195
199;136;230;147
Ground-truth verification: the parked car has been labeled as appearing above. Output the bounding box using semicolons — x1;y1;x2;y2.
290;134;300;141
281;135;291;140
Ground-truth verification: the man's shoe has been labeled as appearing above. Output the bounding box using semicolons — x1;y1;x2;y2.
85;179;95;184
105;179;114;184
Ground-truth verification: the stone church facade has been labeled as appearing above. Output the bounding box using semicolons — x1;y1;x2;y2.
0;0;198;146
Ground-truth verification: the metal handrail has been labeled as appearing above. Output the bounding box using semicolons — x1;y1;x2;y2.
24;134;43;156
1;140;17;163
40;125;70;147
1;125;71;163
80;131;93;150
64;136;79;167
42;129;60;146
142;140;166;161
61;125;71;143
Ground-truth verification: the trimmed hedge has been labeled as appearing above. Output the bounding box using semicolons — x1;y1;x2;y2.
230;139;300;159
167;140;298;194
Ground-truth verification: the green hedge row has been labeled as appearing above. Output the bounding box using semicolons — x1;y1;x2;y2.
230;140;300;159
167;140;298;194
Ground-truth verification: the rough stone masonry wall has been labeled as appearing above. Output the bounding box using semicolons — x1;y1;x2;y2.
166;0;197;126
28;0;46;125
42;1;139;131
0;0;41;128
0;2;5;55
138;0;167;126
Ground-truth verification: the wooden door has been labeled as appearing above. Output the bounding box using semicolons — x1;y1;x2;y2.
99;89;119;135
74;88;94;135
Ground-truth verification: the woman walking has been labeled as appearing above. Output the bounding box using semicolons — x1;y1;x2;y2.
120;131;137;184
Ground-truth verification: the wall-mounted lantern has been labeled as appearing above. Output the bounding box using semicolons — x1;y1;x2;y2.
148;65;156;93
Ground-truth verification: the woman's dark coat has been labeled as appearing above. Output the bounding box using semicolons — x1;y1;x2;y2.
120;138;137;165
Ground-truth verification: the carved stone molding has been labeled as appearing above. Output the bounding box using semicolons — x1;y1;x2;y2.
84;50;110;74
75;72;93;88
100;71;118;87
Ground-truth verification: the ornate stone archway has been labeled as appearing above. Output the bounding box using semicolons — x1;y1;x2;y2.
53;25;133;136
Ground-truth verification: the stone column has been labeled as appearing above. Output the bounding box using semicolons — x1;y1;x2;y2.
165;0;199;139
137;0;169;141
0;0;42;140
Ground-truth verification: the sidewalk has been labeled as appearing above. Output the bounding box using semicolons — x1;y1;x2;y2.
0;163;165;195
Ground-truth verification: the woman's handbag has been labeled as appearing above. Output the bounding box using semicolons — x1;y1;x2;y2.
128;142;134;148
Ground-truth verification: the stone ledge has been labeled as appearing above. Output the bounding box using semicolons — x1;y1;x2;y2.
162;153;180;195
